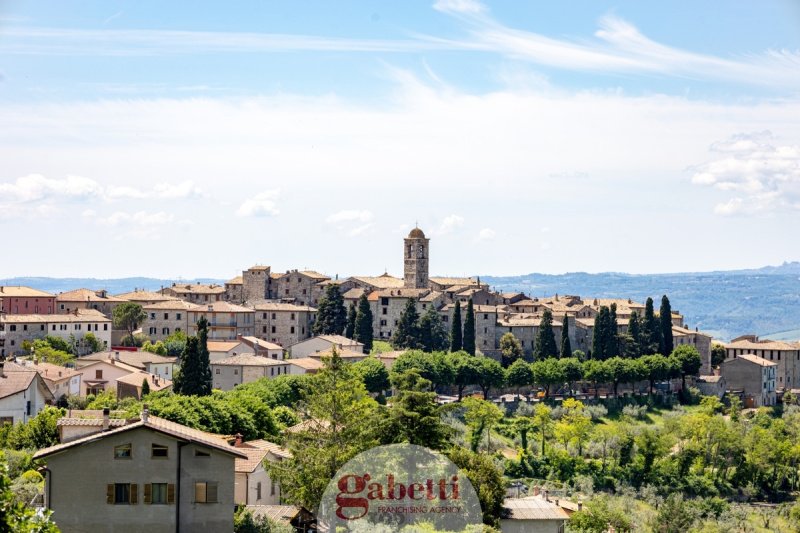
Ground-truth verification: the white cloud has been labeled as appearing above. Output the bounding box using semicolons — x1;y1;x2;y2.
235;190;280;217
433;0;486;15
436;215;465;235
103;210;174;226
475;228;495;241
348;223;375;237
0;174;102;203
326;210;373;224
691;131;800;215
153;180;204;199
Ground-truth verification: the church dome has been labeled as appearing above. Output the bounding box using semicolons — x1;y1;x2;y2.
408;227;426;239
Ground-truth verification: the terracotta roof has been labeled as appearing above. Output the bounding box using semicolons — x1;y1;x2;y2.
211;354;287;367
300;271;329;280
342;288;366;300
286;357;324;371
248;265;271;271
226;276;243;285
349;275;404;289
1;309;110;324
377;350;407;359
726;353;778;367
166;284;225;295
315;335;362;345
57;288;125;302
18;361;80;384
244;505;301;525
429;277;477;286
503;496;570;521
57;417;127;428
142;300;195;310
207;341;244;353
34;414;247;460
286;418;330;434
188;301;253;313
252;302;317;312
0;366;39;400
0;286;54;298
310;348;365;359
115;290;178;302
726;339;799;351
235;440;291;473
116;371;172;391
80;351;176;370
241;337;283;350
75;358;141;375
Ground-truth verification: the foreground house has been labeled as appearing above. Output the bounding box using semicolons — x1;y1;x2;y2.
34;410;247;533
501;495;570;533
233;437;291;506
0;362;54;424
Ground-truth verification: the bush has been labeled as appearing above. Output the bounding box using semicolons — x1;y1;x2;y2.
622;404;648;420
585;404;608;421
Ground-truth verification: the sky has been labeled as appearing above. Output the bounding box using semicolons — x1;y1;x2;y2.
1;0;799;280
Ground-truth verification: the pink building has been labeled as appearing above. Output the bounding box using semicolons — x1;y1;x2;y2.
0;286;56;315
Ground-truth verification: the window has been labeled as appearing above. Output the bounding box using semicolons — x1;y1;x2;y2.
176;313;182;320
194;449;210;457
104;324;108;331
151;444;169;458
256;481;262;500
215;368;220;375
150;313;156;319
234;369;239;375
146;483;171;504
114;444;132;459
290;326;295;334
194;482;218;503
271;326;276;333
271;313;276;320
290;313;295;320
381;297;389;306
271;480;276;496
107;483;137;505
484;314;488;320
382;308;387;315
95;370;103;379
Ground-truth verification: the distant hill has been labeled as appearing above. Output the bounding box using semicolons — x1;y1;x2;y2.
2;262;799;342
482;262;800;342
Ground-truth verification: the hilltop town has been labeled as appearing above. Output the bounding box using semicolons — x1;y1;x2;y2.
1;228;799;532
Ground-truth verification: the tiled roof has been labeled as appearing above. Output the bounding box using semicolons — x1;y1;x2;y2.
188;301;254;313
241;337;283;350
57;417;127;428
235;440;291;472
167;284;225;295
429;277;478;286
315;335;362;345
142;299;196;310
75;358;141;375
727;353;778;367
57;289;125;302
80;351;176;369
211;354;287;367
226;276;244;285
1;309;110;324
19;361;80;384
245;505;301;525
0;286;54;298
0;366;38;400
377;350;407;359
300;271;329;280
207;341;244;353
252;302;317;312
342;288;366;299
349;275;404;289
374;288;430;298
310;348;365;359
116;371;172;391
287;358;324;370
726;339;799;351
115;290;179;302
503;496;570;521
34;414;247;460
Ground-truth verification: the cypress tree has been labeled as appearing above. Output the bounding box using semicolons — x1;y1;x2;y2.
659;295;674;356
626;311;642;358
643;297;661;354
535;309;558;359
560;315;572;358
175;336;199;395
419;307;448;352
605;303;619;357
141;378;150;398
592;307;609;360
450;300;463;352
196;316;212;395
462;299;476;355
345;303;357;339
312;284;347;335
354;293;374;353
393;299;421;349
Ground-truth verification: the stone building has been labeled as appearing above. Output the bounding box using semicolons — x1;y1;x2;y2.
0;286;56;314
404;228;430;289
725;335;800;392
224;276;244;303
242;266;272;302
272;270;331;306
187;302;255;341
56;288;126;317
142;300;195;341
115;290;179;306
252;303;316;348
0;309;112;358
161;283;225;304
673;326;714;375
370;288;431;340
211;354;290;391
721;353;777;407
440;303;501;355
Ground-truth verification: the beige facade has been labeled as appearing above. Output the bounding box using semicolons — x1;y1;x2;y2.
188;302;255;341
142;300;194;342
725;336;800;391
56;288;125;317
273;270;331;306
253;303;316;348
721;353;777;407
211;354;291;391
34;415;245;533
74;358;140;397
0;363;54;424
116;371;172;400
79;350;176;380
289;335;364;359
161;283;225;304
673;326;713;375
0;309;111;358
115;290;180;306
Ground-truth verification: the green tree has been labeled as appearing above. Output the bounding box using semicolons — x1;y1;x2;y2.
234;507;292;533
163;330;188;357
112;302;147;345
559;357;583;396
659;295;674;356
625;311;642;358
554;398;592;456
560;315;572;358
446;448;505;528
532;404;554;455
353;293;374;353
344;302;357;339
174;336;199;395
142;340;167;356
392;299;421;349
475;357;505;400
418;306;448;353
592;306;611;360
385;370;450;449
268;349;380;511
391;351;454;391
449;351;481;400
505;359;533;397
640;354;670;394
583;359;611;398
449;300;462;352
462;299;476;355
463;397;504;452
352;356;390;394
195;316;212;395
499;332;523;367
0;460;59;532
670;345;702;391
650;493;697;533
711;342;726;367
312;284;347;336
642;297;661;354
532;357;565;397
141;378;150;397
605;303;619;357
604;357;628;397
569;494;633;532
534;309;558;359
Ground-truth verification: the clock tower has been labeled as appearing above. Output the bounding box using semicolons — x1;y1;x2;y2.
404;227;429;289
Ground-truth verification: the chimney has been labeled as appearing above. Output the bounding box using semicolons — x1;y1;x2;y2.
102;408;110;431
141;404;149;423
543;490;549;502
0;361;4;378
578;500;583;511
532;486;540;497
115;351;120;361
234;433;243;447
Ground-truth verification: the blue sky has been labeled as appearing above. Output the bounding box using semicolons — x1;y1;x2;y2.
1;0;799;279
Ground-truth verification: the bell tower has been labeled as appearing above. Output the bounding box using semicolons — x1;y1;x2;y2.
404;227;429;289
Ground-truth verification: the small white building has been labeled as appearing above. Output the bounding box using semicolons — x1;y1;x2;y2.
286;357;324;375
240;336;284;360
234;438;291;506
78;350;177;380
0;362;54;424
207;341;249;363
16;360;82;400
211;354;291;391
288;335;364;359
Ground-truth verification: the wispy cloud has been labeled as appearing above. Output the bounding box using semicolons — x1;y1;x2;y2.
235;190;280;217
691;131;800;215
435;214;465;235
475;227;495;242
